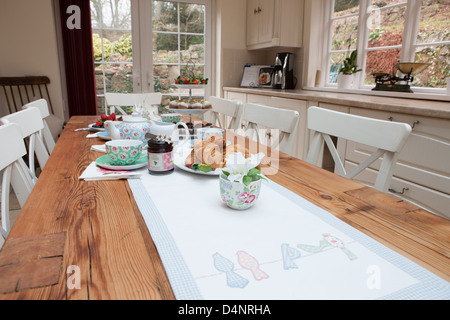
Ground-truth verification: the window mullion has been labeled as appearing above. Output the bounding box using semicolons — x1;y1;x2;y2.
356;0;371;89
401;0;421;62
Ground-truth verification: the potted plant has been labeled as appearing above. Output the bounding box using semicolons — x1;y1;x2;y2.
218;152;266;210
337;50;362;89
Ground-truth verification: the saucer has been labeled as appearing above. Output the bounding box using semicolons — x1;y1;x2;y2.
97;131;111;141
96;155;148;171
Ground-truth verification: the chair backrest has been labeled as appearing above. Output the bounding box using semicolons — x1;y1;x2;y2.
208;96;243;131
0;107;50;182
243;103;300;156
105;93;163;115
306;106;412;192
0;76;54;115
22;99;56;153
0;123;34;248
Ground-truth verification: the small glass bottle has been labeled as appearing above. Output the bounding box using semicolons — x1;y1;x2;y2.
147;139;174;175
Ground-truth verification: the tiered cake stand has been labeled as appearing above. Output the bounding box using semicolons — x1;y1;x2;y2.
167;84;209;124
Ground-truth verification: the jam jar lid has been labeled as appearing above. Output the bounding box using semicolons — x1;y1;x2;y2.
147;139;173;150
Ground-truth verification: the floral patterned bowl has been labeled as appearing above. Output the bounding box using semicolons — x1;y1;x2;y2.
105;139;145;166
219;175;261;210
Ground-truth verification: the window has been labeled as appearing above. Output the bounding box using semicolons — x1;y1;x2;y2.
152;1;208;106
91;0;211;114
324;0;450;92
91;0;133;114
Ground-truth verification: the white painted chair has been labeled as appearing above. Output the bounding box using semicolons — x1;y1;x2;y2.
0;123;35;248
208;96;243;131
0;107;50;183
243;103;300;156
306;106;412;192
105;92;163;115
22;99;56;153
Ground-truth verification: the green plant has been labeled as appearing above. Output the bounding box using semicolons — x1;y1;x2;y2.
339;50;362;75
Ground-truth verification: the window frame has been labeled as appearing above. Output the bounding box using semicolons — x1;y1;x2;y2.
322;0;449;95
151;0;212;102
91;0;213;113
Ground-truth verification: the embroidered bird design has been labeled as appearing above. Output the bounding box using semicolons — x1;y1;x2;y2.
236;250;269;281
213;253;249;288
281;243;302;270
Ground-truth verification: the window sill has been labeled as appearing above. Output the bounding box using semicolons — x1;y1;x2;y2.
304;86;450;102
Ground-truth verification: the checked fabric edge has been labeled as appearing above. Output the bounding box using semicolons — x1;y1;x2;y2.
128;178;203;300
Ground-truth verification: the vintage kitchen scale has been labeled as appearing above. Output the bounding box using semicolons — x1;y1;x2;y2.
372;62;430;93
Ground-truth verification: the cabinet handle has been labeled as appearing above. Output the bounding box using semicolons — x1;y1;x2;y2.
389;187;409;195
258;7;262;13
388;117;420;129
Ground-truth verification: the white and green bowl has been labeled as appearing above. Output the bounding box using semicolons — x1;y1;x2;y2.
219;175;262;210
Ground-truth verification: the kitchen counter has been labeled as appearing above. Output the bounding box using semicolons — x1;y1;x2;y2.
223;87;450;119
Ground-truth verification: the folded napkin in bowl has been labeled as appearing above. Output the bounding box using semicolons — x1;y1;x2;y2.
79;162;143;181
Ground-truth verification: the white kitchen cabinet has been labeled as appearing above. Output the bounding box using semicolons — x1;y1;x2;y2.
246;0;303;50
344;108;450;219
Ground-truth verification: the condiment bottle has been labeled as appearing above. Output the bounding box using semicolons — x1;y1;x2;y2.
147;139;174;175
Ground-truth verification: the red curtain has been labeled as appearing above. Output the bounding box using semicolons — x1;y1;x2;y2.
59;0;97;116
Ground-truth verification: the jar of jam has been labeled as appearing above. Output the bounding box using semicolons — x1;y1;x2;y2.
147;139;174;175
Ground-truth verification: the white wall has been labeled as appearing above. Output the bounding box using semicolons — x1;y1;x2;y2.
0;0;65;120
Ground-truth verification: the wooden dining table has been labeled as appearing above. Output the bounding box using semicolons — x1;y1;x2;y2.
0;115;448;300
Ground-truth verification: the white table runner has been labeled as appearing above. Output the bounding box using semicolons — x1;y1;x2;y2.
128;169;449;300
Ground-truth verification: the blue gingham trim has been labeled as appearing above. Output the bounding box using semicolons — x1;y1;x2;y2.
128;178;203;300
129;177;449;300
266;179;450;300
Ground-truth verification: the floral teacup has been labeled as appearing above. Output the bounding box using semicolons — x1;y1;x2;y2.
105;139;144;166
161;113;182;123
219;175;262;210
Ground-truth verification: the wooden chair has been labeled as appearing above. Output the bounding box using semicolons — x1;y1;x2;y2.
0;76;64;141
0;108;50;182
105;92;162;115
306;106;412;192
22;99;56;153
0;123;35;248
0;76;54;115
243;103;300;156
208;96;243;131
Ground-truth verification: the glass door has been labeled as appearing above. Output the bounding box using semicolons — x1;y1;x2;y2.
91;0;211;115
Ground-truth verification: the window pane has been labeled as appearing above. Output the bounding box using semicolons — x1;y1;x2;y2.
331;16;358;51
414;44;450;88
91;0;131;29
329;52;348;83
153;33;179;63
154;64;179;93
365;48;401;85
368;4;406;48
417;0;450;44
180;3;204;33
333;0;359;17
153;1;178;32
180;35;204;63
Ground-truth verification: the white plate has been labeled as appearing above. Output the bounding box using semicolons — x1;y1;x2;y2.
166;107;209;115
173;84;207;89
174;160;220;176
95;155;147;171
173;146;220;176
88;123;106;132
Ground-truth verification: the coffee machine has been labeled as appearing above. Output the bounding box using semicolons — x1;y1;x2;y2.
272;52;296;89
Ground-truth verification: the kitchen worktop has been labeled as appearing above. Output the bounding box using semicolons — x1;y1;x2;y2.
223;87;450;119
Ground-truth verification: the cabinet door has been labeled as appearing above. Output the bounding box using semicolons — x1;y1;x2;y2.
258;0;275;44
247;0;260;45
